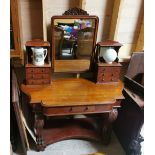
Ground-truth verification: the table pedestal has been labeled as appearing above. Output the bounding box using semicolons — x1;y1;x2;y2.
33;105;118;151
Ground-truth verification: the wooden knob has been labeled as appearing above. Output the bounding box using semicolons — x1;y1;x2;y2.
85;106;89;111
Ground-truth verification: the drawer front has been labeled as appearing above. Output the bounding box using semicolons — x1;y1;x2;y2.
26;68;50;74
26;73;50;79
43;104;112;116
26;67;51;85
111;67;120;82
26;79;50;85
97;66;120;83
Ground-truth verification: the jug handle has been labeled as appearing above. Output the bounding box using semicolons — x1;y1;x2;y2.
44;49;48;59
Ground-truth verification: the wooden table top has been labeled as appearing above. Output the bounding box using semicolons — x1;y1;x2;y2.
21;78;124;107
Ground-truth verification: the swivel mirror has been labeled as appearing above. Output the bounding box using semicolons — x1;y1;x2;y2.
51;8;99;73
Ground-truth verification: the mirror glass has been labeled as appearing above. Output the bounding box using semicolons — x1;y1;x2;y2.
52;16;98;73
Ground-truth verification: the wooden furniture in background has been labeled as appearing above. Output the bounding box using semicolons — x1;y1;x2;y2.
21;78;124;151
11;67;28;155
25;39;51;85
92;40;123;84
113;52;144;155
10;0;22;58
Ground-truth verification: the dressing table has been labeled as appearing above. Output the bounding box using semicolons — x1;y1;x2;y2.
21;78;124;151
20;8;124;151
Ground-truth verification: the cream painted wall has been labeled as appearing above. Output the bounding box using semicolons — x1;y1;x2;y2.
85;0;114;42
20;0;43;45
19;0;143;59
116;0;143;58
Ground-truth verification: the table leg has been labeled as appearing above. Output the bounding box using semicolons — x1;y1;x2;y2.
100;109;118;144
34;114;45;151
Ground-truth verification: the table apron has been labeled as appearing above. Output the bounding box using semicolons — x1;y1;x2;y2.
42;104;113;116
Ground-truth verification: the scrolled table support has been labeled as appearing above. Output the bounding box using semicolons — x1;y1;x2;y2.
33;104;45;151
34;115;45;151
100;108;118;144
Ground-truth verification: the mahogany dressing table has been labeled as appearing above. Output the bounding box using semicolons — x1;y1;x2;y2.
21;78;124;151
20;8;124;151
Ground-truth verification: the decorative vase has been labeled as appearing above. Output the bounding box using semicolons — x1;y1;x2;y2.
100;47;117;64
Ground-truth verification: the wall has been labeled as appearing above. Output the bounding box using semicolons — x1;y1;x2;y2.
20;0;43;45
115;0;144;58
84;0;114;42
19;0;144;59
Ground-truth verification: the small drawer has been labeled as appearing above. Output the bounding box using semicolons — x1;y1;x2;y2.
26;79;40;85
26;67;50;74
26;73;50;79
33;68;50;74
26;67;50;73
69;105;95;113
97;66;121;83
26;68;34;73
26;79;50;85
26;73;33;79
110;68;120;82
98;67;111;73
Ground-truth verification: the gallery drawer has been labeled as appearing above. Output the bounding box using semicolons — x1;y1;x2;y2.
25;67;51;85
96;66;121;83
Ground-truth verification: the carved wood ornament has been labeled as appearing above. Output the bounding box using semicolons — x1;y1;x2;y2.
63;7;89;15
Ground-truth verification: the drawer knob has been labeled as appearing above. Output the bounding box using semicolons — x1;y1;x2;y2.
84;107;89;111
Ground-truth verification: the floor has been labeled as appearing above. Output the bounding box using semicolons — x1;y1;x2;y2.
13;131;126;155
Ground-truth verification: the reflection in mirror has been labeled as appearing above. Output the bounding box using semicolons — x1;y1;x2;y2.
54;19;95;60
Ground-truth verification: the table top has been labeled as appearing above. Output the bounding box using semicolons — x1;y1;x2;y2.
21;78;124;107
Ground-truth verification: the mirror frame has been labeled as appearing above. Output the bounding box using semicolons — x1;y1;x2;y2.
51;9;99;73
